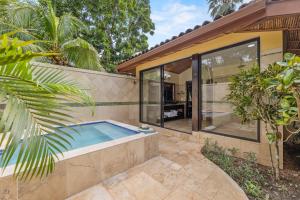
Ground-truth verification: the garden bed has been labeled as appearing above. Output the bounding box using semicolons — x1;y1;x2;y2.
202;140;300;200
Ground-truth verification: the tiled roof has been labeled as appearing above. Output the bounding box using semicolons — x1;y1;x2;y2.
118;1;256;65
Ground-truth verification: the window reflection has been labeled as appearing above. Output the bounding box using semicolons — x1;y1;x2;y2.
201;40;259;140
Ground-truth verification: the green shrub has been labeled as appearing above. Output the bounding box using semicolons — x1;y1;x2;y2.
202;139;265;199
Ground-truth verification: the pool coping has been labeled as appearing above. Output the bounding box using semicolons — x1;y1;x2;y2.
0;120;158;177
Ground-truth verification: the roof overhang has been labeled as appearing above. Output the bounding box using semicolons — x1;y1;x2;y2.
117;0;300;73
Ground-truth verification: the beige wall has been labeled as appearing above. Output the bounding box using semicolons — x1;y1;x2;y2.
33;63;139;126
135;31;284;167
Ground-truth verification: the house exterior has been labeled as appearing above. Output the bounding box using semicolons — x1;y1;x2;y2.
117;0;300;167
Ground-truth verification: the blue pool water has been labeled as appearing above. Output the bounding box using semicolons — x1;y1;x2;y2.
0;121;139;166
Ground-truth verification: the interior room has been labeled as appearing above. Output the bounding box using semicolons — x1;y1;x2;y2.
140;40;259;138
163;57;192;133
200;39;259;140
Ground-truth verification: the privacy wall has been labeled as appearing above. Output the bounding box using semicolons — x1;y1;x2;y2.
33;63;139;126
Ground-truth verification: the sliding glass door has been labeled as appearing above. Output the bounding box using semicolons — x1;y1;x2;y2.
140;67;162;125
139;38;260;141
200;39;260;141
139;57;193;133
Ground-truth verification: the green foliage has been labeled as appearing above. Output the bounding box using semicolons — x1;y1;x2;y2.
226;53;300;180
207;0;244;18
0;33;94;180
0;0;101;70
202;139;265;199
244;180;263;199
51;0;155;72
265;53;300;127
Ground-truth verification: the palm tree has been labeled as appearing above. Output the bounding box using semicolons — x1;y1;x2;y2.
207;0;244;19
0;0;101;70
0;32;94;180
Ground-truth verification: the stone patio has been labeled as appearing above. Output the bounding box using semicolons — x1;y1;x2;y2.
66;134;248;200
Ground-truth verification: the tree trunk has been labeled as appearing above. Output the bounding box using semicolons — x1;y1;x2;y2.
292;87;300;122
268;143;276;178
274;129;281;180
275;139;280;180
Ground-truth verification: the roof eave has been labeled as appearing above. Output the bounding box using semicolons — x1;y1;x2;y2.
118;0;268;72
266;0;300;17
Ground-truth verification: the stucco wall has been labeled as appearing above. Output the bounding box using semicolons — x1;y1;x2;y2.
33;63;139;126
135;31;284;167
136;31;283;74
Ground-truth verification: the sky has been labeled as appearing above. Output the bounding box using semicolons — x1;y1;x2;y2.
148;0;211;47
148;0;250;47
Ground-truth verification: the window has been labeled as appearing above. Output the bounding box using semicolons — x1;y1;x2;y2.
200;39;260;141
140;67;162;125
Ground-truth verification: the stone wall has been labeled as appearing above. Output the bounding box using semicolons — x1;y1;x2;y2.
33;62;139;126
0;132;159;200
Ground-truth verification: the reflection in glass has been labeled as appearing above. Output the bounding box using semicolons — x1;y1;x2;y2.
141;68;161;125
201;40;259;140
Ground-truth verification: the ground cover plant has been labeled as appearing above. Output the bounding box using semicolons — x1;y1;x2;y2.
202;139;300;200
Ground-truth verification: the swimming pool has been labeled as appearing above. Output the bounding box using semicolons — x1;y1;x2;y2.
1;121;140;166
0;120;159;199
61;121;139;150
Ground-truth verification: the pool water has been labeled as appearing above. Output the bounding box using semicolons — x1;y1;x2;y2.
0;121;139;166
63;122;138;150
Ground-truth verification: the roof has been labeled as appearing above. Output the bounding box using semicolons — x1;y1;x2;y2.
117;0;300;73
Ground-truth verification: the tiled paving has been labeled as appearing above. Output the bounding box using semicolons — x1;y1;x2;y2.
66;134;248;200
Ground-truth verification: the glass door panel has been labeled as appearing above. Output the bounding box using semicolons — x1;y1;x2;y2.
200;39;259;140
140;67;161;125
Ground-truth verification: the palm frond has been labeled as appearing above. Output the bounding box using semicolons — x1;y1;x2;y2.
58;14;88;44
0;33;94;180
42;0;59;43
0;62;93;180
62;38;102;70
0;0;39;30
207;0;243;17
0;38;56;65
0;22;40;41
0;0;103;70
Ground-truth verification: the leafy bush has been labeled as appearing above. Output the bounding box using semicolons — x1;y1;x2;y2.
226;53;300;180
202;139;265;199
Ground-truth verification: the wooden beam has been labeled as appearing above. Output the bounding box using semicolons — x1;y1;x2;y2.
192;54;200;132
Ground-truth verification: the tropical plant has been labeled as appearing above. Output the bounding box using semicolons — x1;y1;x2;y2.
0;0;101;70
267;53;300;127
51;0;155;72
226;65;284;180
0;33;94;180
207;0;244;18
227;53;300;180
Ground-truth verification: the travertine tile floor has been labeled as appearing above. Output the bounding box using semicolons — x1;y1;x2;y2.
67;134;248;200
